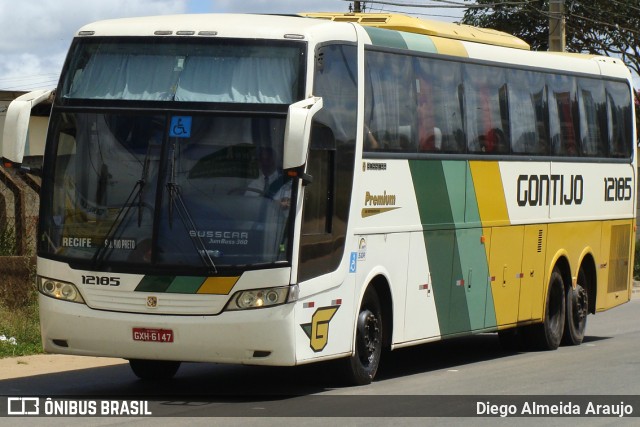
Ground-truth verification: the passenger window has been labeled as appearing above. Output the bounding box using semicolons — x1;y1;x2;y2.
414;58;465;153
606;81;633;158
548;74;579;156
508;69;548;155
464;64;510;154
364;50;416;153
577;78;607;157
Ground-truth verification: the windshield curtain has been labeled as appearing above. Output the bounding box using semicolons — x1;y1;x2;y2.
40;111;294;271
61;38;303;104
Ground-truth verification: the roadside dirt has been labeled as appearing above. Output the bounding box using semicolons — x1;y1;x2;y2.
0;354;125;380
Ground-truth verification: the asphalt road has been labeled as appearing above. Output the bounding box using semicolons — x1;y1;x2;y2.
1;298;639;425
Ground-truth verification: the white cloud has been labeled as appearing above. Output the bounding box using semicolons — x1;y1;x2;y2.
0;0;187;90
0;0;352;90
0;0;458;90
207;0;350;14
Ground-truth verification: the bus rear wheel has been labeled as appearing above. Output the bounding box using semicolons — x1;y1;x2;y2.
562;268;588;345
129;359;181;380
343;289;383;385
531;268;566;350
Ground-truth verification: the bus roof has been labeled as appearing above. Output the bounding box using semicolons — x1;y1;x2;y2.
73;13;357;42
299;12;530;51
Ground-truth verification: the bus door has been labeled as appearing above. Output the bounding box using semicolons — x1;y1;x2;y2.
518;225;547;322
487;225;525;326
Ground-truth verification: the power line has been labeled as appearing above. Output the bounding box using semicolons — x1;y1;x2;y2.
0;78;59;91
343;0;538;9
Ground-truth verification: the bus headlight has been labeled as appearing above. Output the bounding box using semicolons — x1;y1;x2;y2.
225;286;292;311
38;276;85;304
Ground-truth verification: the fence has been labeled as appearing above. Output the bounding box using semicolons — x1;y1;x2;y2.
0;158;41;256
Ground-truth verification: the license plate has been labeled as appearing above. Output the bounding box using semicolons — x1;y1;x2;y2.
132;328;174;343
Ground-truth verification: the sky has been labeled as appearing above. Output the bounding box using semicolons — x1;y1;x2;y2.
0;0;464;92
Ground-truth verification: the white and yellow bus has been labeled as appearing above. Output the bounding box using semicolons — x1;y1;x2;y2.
1;12;635;385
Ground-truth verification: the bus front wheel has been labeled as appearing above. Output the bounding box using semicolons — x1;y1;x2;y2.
343;289;383;385
129;359;181;380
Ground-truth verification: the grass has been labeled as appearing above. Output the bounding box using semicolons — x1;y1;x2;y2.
0;298;42;358
0;226;17;256
0;225;42;357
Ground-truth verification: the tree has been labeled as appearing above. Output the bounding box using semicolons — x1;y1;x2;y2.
461;0;640;77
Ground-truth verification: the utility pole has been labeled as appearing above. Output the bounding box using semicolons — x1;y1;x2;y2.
353;2;366;13
549;0;566;51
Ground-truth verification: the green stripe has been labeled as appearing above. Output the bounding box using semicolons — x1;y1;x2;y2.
399;32;437;53
463;163;496;328
135;276;175;292
410;160;496;335
166;276;205;293
135;276;207;294
410;160;468;335
364;26;408;49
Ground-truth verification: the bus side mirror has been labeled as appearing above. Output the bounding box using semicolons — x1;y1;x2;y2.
1;89;53;166
283;96;323;170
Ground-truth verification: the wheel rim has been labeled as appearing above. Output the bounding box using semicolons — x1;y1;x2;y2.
357;309;381;366
571;286;588;325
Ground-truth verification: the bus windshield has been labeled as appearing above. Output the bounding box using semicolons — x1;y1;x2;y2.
60;38;302;103
38;37;306;271
40;112;293;270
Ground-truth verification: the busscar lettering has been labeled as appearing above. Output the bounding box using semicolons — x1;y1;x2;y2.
516;174;583;207
189;230;248;239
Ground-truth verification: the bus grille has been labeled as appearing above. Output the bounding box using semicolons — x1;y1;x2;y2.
608;225;631;293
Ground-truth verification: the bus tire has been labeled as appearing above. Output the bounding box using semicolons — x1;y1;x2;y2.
129;359;181;380
562;268;588;345
343;289;383;385
532;268;566;350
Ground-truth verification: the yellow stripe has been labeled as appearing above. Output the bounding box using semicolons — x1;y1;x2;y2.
197;276;239;295
469;161;510;226
431;36;468;57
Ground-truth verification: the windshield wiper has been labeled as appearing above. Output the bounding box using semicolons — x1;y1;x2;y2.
167;144;218;274
92;146;153;268
138;144;152;226
91;179;142;268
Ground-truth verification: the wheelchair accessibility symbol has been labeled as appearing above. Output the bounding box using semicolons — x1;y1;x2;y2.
349;252;357;273
170;116;192;138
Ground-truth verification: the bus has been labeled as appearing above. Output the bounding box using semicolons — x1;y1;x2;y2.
1;12;635;385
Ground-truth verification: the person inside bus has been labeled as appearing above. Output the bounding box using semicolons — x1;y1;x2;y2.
417;75;442;152
245;146;291;208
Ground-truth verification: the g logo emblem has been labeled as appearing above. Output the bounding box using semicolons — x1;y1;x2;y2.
301;306;340;352
146;296;158;308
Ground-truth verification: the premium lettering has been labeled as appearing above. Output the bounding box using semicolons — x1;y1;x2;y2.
365;191;396;206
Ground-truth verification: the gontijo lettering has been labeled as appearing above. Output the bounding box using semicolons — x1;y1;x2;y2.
516;174;583;207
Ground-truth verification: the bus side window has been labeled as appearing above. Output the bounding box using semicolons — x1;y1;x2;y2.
577;77;607;157
364;50;417;153
464;64;510;154
302;124;335;236
606;81;633;158
414;57;464;154
548;74;579;156
508;68;548;155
